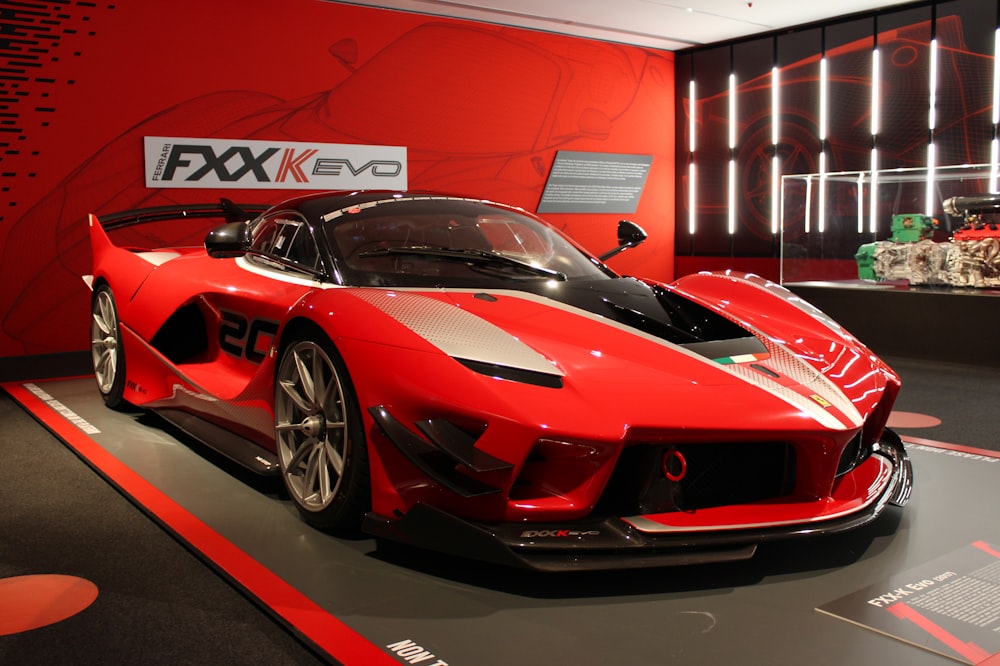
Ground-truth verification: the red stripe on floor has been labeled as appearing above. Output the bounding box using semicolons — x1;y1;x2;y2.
900;435;1000;459
3;381;395;665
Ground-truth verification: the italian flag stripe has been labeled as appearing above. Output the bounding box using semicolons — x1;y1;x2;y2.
714;352;771;364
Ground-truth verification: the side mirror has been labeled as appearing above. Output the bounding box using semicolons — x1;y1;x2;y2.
598;220;647;261
205;221;250;258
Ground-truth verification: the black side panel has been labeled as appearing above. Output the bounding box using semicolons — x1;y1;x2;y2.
151;302;208;364
155;408;279;475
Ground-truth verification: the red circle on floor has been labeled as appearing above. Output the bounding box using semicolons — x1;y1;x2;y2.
0;574;99;635
887;411;942;429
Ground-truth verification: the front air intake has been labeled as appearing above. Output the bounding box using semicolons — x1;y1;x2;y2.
598;441;796;515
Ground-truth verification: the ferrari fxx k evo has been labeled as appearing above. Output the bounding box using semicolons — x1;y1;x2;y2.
86;190;912;571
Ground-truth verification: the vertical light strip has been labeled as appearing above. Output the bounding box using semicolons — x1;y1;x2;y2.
689;78;697;234
869;149;879;233
928;38;938;131
992;139;1000;194
771;66;780;146
689;79;697;152
771;156;780;236
925;142;936;216
818;56;828;233
818;152;827;233
926;38;938;216
870;45;880;233
994;28;1000;126
771;65;781;234
728;72;737;235
819;56;828;144
689;162;697;234
871;47;881;137
992;140;999;192
857;172;865;233
779;173;787;259
804;176;813;233
728;73;737;150
728;159;736;234
992;28;1000;191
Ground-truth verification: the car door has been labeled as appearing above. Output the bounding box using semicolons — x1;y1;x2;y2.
203;210;326;395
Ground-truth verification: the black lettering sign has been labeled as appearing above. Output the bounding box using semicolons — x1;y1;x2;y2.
312;158;402;177
161;144;279;182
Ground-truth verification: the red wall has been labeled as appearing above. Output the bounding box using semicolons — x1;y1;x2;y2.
0;1;675;358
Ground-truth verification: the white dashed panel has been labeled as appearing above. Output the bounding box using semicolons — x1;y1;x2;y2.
350;290;563;377
687;272;863;430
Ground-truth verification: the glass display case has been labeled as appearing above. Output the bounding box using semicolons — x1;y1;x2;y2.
779;163;998;287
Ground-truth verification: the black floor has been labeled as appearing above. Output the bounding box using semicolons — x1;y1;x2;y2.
1;355;998;665
885;356;1000;452
0;389;327;665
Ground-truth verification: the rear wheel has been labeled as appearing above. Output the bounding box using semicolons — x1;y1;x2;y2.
90;284;127;409
274;336;369;532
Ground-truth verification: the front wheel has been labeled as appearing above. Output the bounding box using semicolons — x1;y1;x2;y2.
90;284;127;409
274;336;369;532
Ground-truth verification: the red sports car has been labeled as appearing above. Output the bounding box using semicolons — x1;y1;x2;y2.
87;191;911;570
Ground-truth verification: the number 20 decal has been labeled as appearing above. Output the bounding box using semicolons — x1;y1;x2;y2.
219;310;280;363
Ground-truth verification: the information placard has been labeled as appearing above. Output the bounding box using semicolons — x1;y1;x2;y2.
818;541;1000;663
537;151;652;214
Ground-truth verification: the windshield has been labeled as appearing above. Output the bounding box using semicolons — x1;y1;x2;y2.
322;196;612;287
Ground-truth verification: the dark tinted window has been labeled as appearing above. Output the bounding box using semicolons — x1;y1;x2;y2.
322;196;610;287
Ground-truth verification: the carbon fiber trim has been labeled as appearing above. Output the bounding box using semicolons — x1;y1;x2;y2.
360;428;912;571
368;405;503;497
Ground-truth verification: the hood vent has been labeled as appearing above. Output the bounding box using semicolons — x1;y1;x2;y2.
597;283;766;362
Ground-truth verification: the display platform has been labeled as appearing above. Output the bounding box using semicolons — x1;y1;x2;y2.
787;281;1000;368
6;377;1000;665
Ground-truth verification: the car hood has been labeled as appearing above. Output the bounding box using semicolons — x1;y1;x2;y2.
341;278;881;434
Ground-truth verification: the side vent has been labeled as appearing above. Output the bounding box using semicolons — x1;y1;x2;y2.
456;358;563;388
368;405;511;497
152;303;208;363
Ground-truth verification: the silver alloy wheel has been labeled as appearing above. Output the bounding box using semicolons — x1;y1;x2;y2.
91;288;120;395
275;340;349;513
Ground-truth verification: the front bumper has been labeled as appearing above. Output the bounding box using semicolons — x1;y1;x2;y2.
362;432;913;572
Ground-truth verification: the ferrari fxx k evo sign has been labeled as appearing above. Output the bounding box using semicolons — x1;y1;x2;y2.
143;136;407;190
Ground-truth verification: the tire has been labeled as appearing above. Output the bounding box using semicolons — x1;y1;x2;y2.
274;335;370;532
90;284;128;409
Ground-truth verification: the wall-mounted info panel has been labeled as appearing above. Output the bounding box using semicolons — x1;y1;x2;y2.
538;151;652;214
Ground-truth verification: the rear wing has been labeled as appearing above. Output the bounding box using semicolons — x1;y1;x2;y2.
85;199;270;293
96;199;269;231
